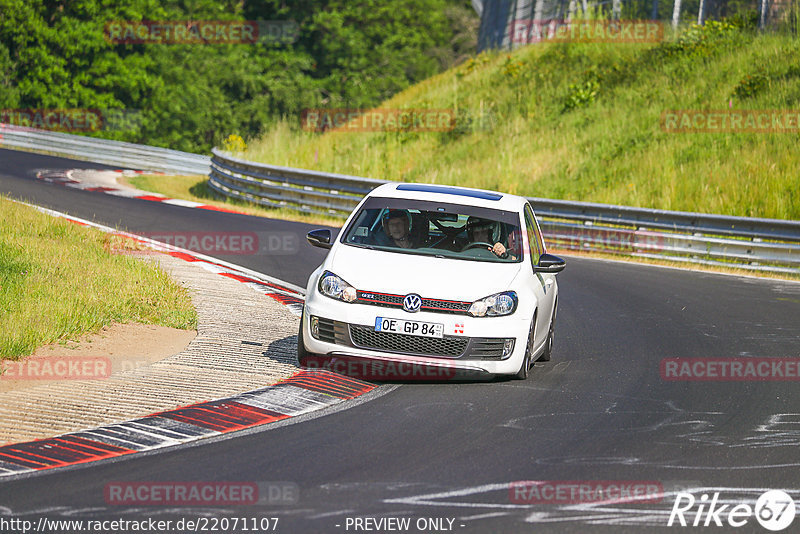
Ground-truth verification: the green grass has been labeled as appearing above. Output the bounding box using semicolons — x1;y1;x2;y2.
242;21;800;220
0;197;197;359
123;174;344;226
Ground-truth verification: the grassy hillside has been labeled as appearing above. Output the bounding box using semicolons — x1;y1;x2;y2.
243;21;800;220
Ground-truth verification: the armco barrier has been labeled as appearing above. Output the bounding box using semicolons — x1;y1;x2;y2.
209;149;800;275
208;148;381;214
0;123;209;175
1;125;797;274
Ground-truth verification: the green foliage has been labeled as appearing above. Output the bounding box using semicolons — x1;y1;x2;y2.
0;0;477;153
655;20;740;60
732;72;769;98
242;20;800;221
222;133;247;153
563;79;599;111
457;53;491;77
304;0;454;107
501;55;524;80
726;9;760;29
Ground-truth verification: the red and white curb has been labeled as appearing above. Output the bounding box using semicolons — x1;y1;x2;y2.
0;200;375;477
36;169;247;215
21;199;306;315
0;372;373;476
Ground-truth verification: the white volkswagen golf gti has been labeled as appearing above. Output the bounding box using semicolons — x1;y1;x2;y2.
298;183;565;380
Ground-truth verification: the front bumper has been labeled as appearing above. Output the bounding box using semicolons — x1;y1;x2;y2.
301;294;531;377
301;352;495;381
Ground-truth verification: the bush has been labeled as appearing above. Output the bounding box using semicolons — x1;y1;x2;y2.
563;79;600;112
732;72;769;98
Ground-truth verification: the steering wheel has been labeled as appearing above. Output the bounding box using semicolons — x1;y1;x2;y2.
426;219;464;249
460;242;496;252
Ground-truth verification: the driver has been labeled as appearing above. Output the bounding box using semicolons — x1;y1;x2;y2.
382;209;416;249
466;217;515;259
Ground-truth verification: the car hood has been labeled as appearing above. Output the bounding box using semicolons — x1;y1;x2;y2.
326;244;522;301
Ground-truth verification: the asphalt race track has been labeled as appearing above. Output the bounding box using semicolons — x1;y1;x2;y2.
0;149;328;287
2;148;800;533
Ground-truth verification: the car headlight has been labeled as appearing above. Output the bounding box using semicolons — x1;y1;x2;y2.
318;271;357;303
468;291;518;317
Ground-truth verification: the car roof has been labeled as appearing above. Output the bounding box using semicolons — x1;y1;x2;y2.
366;182;528;212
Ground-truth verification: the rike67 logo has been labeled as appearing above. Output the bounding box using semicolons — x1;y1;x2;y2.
668;490;795;531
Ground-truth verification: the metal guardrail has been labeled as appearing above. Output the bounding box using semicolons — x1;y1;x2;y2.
0;124;210;175
209;149;800;274
208;148;382;214
1;127;796;274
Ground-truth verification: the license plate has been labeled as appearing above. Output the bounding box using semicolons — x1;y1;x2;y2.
375;317;444;338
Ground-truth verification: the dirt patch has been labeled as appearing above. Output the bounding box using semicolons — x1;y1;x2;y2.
0;323;196;393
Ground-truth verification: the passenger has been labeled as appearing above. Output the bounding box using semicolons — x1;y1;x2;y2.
465;217;516;259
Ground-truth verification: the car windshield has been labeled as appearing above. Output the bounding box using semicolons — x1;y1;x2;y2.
341;196;523;263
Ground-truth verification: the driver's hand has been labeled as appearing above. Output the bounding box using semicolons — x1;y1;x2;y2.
489;242;507;257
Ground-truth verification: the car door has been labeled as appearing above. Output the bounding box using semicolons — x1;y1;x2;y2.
523;204;554;350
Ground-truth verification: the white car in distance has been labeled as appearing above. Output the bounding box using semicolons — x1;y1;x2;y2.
298;183;565;380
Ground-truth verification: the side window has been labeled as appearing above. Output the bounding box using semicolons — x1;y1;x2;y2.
524;205;541;267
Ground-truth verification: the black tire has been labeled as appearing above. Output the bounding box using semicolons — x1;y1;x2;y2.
538;323;553;362
515;316;536;380
538;300;557;363
297;309;312;366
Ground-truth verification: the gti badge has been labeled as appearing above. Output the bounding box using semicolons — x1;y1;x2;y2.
403;293;422;313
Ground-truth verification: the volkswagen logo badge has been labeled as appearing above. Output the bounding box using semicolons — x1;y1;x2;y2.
403;293;422;313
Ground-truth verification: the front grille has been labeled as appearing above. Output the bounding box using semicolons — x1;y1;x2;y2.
357;292;404;308
316;317;336;343
356;290;471;315
468;338;509;360
421;299;471;313
349;325;468;357
313;317;349;345
313;316;512;360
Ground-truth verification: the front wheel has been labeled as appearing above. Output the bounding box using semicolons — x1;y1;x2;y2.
297;309;313;366
538;322;553;362
515;318;535;380
538;301;557;363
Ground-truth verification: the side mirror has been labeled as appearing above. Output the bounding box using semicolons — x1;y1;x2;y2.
534;253;566;273
307;229;332;249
